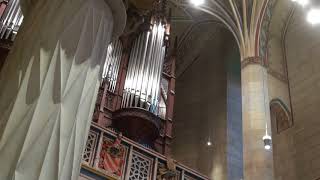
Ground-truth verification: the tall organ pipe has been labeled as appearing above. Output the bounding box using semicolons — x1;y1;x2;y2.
130;33;144;107
102;40;123;93
0;0;23;41
122;22;167;115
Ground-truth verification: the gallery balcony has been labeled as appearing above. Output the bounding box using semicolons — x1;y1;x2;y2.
80;122;210;180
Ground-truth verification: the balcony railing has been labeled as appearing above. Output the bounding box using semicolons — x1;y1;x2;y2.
80;122;210;180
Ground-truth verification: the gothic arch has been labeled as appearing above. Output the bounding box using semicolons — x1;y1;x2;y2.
270;99;293;133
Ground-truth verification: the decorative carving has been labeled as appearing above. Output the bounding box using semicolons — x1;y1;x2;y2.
159;120;165;137
82;130;98;166
163;37;177;76
105;92;115;109
270;99;293;133
259;0;275;60
161;78;169;100
121;5;144;38
184;175;197;180
241;56;265;69
92;104;100;122
98;134;127;178
157;159;178;180
129;151;153;180
96;88;104;105
163;59;173;75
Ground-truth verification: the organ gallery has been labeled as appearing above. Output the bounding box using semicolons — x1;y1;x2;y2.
0;0;319;180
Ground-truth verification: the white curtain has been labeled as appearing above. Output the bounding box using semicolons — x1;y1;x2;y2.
0;0;121;179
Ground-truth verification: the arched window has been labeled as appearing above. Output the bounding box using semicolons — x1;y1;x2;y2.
270;99;293;133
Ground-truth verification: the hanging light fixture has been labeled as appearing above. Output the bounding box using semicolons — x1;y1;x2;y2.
190;0;204;6
291;0;310;6
259;52;272;151
206;136;212;146
263;134;272;150
290;0;320;25
307;8;320;24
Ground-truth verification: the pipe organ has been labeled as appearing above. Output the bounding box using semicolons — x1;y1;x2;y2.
92;0;175;154
121;21;167;115
102;40;123;92
0;0;23;41
0;0;23;70
111;0;172;149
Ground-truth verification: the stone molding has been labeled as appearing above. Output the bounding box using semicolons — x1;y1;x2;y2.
241;56;265;69
241;56;288;83
267;67;288;83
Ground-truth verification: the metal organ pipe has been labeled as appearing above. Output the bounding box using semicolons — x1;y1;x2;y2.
102;40;123;93
122;22;168;115
0;0;23;41
135;32;149;107
152;25;166;112
112;41;122;92
122;37;137;108
130;33;144;107
136;31;150;106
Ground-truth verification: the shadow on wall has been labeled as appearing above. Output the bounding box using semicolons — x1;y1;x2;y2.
171;28;242;180
0;47;9;70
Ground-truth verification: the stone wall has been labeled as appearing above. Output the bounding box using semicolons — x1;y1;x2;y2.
268;3;320;179
172;34;227;178
172;30;242;180
285;8;320;180
267;1;297;179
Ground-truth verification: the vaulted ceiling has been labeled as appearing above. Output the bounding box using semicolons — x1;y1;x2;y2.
128;0;287;76
128;0;238;76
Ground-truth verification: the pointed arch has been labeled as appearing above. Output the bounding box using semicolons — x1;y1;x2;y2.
270;98;293;133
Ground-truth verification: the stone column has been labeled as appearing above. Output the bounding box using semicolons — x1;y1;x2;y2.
241;57;274;180
0;0;125;179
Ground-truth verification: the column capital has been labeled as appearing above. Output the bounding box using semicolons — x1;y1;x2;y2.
241;56;266;69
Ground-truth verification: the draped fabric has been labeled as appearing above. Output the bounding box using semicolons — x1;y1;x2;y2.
0;0;122;179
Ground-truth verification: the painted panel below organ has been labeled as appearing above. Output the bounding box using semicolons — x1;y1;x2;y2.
79;124;210;180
